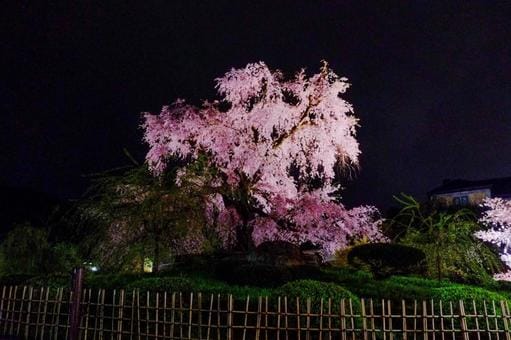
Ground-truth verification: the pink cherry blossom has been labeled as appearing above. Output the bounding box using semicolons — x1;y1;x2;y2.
142;61;385;256
475;197;511;279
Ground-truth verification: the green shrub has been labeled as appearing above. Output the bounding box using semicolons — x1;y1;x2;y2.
255;241;305;266
0;223;49;275
430;285;508;303
44;243;82;274
216;258;293;287
85;273;146;289
321;267;374;287
348;279;432;301
274;280;358;311
385;276;453;289
126;276;195;292
347;243;426;278
190;276;272;298
0;274;35;286
24;273;70;288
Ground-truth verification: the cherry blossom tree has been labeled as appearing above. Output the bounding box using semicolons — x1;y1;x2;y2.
475;197;511;280
142;61;386;256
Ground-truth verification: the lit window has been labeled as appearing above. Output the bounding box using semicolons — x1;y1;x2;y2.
453;196;469;206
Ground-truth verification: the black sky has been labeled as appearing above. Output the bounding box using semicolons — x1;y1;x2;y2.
2;1;511;210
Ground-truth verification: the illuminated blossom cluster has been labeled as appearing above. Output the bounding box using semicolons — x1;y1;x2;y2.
251;194;385;257
475;197;511;280
142;61;385;256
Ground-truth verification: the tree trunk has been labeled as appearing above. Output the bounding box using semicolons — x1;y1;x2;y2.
153;233;160;273
436;246;442;281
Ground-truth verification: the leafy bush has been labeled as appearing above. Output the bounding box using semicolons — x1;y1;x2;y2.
188;276;272;298
430;285;508;302
85;273;146;289
321;267;374;287
274;280;359;312
255;241;305;266
385;276;453;289
25;274;71;288
390;194;503;284
221;262;293;287
347;243;426;278
0;223;49;275
44;243;82;274
126;277;195;292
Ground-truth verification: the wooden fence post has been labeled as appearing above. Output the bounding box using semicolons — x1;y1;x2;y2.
458;300;469;340
69;267;84;340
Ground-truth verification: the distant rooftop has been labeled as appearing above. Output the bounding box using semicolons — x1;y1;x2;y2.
429;176;511;198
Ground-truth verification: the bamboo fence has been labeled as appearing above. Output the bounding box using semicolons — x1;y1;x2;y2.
0;285;511;339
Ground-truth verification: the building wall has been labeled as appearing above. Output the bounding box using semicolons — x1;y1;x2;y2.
432;188;491;206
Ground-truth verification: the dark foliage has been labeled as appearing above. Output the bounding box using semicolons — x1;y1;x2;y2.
347;243;427;278
273;280;359;311
255;241;306;266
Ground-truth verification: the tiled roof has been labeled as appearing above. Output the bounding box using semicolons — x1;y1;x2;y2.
429;176;511;197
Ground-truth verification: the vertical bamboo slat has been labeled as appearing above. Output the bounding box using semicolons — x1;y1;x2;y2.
24;286;33;339
370;299;376;340
136;290;141;340
388;300;393;340
52;287;63;340
505;301;511;340
319;298;324;340
361;299;367;340
413;300;417;340
242;296;249;340
459;300;468;340
155;292;159;339
340;299;346;340
255;296;262;340
145;291;150;340
18;286;25;337
84;289;91;340
15;286;26;336
284;297;289;340
265;296;269;340
296;297;301;340
402;300;407;340
305;298;311;340
8;286;17;336
117;289;125;340
327;298;332;340
162;292;167;340
129;289;135;340
422;300;428;340
40;286;49;340
99;289;105;340
215;294;220;340
501;300;511;340
198;293;202;340
381;299;386;340
170;292;176;339
472;300;480;340
180;293;184;340
227;295;233;340
33;288;44;339
277;297;281;340
188;293;194;340
0;286;6;331
206;293;213;340
439;300;445;340
430;300;435;340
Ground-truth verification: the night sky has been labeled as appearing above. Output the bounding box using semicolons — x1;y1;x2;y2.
3;1;511;211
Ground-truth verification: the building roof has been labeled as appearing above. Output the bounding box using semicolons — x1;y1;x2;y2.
429;176;511;198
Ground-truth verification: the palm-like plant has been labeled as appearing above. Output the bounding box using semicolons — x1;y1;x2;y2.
388;194;501;283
